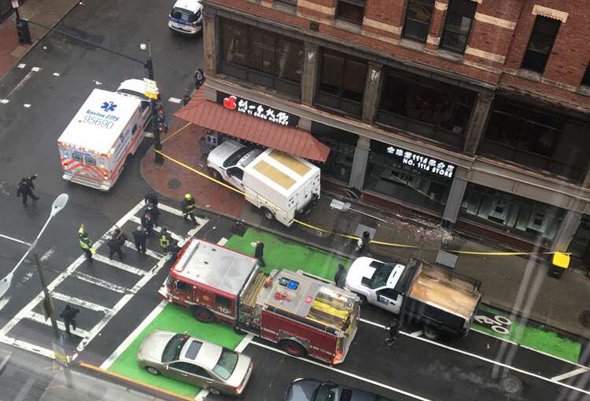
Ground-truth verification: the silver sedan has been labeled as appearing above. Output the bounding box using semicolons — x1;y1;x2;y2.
137;330;253;395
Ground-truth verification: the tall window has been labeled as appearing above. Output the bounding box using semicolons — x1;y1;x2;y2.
220;19;304;98
521;16;560;73
402;0;435;43
315;50;368;118
440;0;476;54
581;63;590;87
336;0;365;25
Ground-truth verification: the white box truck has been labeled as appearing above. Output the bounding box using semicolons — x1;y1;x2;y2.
57;79;157;191
207;139;320;226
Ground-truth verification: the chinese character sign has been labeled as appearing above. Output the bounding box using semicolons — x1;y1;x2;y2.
386;146;455;179
217;92;300;127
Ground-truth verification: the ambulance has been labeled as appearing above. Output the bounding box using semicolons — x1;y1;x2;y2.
57;79;158;191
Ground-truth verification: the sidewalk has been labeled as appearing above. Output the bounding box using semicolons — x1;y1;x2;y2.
141;109;590;341
0;0;79;79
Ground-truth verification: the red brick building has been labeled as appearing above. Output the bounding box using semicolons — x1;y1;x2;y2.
195;0;590;260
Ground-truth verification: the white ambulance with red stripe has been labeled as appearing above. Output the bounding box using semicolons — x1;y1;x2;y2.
57;79;158;191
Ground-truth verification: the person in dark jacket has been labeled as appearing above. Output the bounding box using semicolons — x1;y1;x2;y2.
16;175;39;206
59;304;80;336
132;226;148;254
385;318;401;347
254;241;266;267
145;202;160;227
108;228;128;260
141;211;155;237
355;231;372;256
181;193;198;225
334;264;347;288
194;68;205;89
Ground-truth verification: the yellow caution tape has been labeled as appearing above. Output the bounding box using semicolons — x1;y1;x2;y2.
155;149;569;258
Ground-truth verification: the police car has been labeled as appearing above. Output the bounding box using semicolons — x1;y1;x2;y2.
168;0;203;35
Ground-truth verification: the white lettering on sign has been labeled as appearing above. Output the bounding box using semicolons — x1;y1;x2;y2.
386;146;455;179
230;97;292;126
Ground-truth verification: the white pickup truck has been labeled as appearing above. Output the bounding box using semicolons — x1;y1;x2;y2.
345;257;481;339
207;139;320;227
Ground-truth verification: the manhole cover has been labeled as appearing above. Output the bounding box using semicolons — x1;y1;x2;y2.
579;310;590;328
501;375;522;395
167;178;181;190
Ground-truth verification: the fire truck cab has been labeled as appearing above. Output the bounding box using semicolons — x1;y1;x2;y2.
159;239;360;364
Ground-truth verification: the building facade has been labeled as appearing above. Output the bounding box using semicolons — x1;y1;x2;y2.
199;0;590;262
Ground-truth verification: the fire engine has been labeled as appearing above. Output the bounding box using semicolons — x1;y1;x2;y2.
159;239;360;364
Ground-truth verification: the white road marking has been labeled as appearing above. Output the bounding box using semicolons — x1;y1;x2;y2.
7;70;35;98
235;334;254;353
39;249;54;262
92;254;147;276
471;327;518;345
31;67;41;72
194;389;209;401
0;99;9;104
23;104;31;108
17;64;26;69
73;272;130;294
158;203;183;217
409;330;423;337
0;233;30;246
100;300;167;370
26;312;90;338
0;297;10;312
217;237;228;246
168;97;181;103
250;340;433;401
520;344;590;369
51;292;111;313
52;72;60;77
551;367;590;382
93;80;102;85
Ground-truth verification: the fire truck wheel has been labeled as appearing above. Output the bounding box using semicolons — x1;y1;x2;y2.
208;387;221;396
279;340;306;357
192;306;216;323
145;366;160;375
261;208;274;221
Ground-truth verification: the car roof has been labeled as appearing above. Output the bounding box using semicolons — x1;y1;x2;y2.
180;338;222;371
172;0;202;13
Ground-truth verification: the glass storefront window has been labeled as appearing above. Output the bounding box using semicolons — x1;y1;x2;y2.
220;19;303;98
311;123;357;183
376;67;475;151
460;183;565;244
364;141;452;213
480;96;590;182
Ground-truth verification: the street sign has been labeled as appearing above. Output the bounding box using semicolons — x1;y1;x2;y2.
143;78;159;100
11;0;20;9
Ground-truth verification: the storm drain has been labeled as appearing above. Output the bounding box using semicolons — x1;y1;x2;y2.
579;310;590;328
167;178;181;190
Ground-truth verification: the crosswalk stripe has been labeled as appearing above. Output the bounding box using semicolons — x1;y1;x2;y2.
26;312;90;338
73;272;130;294
92;254;147;276
158;203;183;217
51;292;112;313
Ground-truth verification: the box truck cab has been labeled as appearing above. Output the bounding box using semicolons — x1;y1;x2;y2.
207;139;320;227
168;0;203;35
57;79;157;191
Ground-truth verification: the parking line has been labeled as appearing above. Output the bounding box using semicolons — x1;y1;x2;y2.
250;340;433;401
551;367;590;382
0;233;30;246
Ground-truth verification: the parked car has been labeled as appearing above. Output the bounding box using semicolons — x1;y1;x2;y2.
284;378;395;401
137;330;253;395
168;0;203;35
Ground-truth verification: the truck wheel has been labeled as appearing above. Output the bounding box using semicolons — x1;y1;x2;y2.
209;169;221;181
279;340;306;357
192;306;215;323
423;325;439;340
208;387;221;396
145;366;160;375
358;295;368;305
261;208;274;221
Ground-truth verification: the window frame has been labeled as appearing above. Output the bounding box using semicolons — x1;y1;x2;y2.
335;0;366;25
520;16;561;74
439;0;477;54
401;0;435;43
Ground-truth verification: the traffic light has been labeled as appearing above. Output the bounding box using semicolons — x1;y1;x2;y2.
16;18;31;44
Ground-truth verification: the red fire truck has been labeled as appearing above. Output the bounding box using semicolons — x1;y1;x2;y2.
159;239;360;364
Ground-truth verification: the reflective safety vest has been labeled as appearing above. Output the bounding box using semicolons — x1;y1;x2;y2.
79;234;92;249
160;234;170;249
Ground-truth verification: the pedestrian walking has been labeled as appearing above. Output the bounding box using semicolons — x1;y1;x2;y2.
254;241;266;267
181;193;199;225
16;174;39;206
59;304;80;336
145;202;160;227
132;226;148;254
334;263;347;288
141;210;155;237
355;231;372;256
194;68;205;89
144;193;159;209
107;228;128;260
385;318;401;347
79;224;94;262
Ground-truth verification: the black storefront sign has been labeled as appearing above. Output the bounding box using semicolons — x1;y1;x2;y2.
216;92;299;127
386;145;456;179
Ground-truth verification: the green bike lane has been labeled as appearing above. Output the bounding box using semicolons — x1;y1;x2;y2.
102;227;586;399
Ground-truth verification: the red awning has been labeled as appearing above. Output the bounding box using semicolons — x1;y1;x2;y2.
174;90;330;162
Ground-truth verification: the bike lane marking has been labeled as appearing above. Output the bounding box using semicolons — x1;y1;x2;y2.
551;367;590;382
